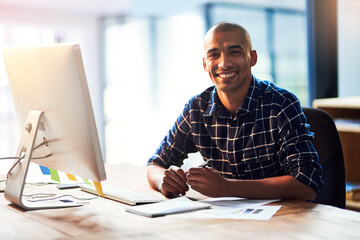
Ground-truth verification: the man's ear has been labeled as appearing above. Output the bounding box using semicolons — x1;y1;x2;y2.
203;57;208;72
250;50;257;67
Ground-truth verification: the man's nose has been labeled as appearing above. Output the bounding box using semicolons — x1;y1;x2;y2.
218;53;231;68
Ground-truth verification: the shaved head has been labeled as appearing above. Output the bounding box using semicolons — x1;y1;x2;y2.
204;22;253;51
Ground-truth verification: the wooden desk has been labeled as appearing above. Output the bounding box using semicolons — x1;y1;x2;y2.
1;164;360;239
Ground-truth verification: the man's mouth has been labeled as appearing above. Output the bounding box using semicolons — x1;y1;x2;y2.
217;71;237;79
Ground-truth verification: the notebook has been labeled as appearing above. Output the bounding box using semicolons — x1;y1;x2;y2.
125;196;211;217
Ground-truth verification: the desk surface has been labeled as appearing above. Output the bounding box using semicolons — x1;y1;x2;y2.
1;163;360;240
313;96;360;109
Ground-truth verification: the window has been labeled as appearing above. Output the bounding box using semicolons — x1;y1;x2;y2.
104;14;207;165
206;2;309;105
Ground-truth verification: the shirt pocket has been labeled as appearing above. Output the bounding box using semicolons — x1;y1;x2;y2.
241;144;278;179
242;143;276;164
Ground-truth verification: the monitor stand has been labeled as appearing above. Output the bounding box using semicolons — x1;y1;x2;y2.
4;110;83;210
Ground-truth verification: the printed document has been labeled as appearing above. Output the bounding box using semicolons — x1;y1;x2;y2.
169;197;281;220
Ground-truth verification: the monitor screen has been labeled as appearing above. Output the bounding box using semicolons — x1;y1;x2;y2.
3;44;106;184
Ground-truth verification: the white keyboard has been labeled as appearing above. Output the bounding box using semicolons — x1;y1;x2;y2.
80;184;163;205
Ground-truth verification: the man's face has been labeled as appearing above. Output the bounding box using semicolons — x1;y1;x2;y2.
203;30;257;94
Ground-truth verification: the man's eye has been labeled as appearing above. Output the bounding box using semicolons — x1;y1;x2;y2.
231;50;242;55
208;53;219;58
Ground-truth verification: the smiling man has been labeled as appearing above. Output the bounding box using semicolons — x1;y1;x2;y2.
147;22;323;200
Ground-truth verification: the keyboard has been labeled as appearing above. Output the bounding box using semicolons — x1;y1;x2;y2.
79;184;163;205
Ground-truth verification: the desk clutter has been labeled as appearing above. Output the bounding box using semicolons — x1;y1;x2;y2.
126;196;281;220
1;164;360;239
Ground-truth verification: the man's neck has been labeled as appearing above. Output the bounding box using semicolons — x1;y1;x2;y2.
217;79;252;116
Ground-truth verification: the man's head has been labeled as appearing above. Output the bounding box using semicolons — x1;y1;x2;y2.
203;22;257;94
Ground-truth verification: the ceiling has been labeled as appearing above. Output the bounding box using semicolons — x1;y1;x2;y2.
0;0;130;16
0;0;306;17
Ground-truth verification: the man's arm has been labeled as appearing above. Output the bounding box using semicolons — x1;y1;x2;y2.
147;101;198;197
186;167;316;200
147;165;189;198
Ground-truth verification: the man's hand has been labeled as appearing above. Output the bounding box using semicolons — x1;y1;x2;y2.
147;165;189;198
186;167;228;197
149;164;316;200
161;166;189;197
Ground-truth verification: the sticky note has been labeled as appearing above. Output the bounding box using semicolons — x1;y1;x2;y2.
93;181;104;197
49;168;60;182
39;165;50;175
66;173;77;181
82;178;92;185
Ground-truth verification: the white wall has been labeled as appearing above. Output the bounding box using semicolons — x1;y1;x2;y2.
338;0;360;97
0;6;105;152
130;0;305;17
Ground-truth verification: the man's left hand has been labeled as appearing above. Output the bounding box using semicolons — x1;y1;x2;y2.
186;167;228;197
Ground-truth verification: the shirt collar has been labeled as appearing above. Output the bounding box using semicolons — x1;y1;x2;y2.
204;87;228;117
237;76;261;115
204;76;261;118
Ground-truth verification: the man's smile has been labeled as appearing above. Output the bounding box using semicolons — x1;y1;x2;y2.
216;71;237;80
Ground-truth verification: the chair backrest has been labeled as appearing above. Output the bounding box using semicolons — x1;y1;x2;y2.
303;107;346;208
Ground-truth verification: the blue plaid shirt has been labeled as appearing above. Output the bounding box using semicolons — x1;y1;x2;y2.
148;76;323;192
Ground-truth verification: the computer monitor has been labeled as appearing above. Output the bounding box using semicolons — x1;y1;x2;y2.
2;44;106;210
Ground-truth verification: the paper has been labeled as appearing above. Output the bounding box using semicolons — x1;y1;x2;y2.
231;206;281;220
169;197;281;220
82;178;92;185
0;180;5;192
126;196;211;217
39;165;50;175
93;181;104;197
49;168;60;182
66;173;77;181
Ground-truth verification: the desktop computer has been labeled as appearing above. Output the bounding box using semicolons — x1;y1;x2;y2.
2;44;106;210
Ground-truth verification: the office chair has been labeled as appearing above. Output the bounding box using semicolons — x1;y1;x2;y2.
303;107;346;208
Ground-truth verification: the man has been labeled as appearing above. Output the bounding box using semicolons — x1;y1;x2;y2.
147;22;323;200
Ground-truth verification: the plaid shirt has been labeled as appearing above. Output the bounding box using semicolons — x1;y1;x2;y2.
148;76;323;192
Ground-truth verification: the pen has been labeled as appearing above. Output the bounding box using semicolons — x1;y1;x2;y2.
199;158;213;168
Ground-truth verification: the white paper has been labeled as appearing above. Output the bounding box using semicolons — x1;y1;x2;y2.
169;197;281;220
126;196;211;217
0;180;5;192
209;205;282;220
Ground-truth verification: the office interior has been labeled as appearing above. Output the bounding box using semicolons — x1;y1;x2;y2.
0;0;359;203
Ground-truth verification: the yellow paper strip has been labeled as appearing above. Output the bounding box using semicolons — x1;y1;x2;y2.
93;181;104;197
66;173;77;181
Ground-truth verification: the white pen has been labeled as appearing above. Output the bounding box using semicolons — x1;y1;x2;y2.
199;158;213;168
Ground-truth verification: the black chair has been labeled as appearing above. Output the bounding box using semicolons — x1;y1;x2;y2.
303;107;346;208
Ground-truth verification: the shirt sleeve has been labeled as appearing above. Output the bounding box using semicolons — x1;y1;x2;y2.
276;95;324;193
147;102;197;168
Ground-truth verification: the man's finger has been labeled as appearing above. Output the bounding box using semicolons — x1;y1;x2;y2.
163;170;188;194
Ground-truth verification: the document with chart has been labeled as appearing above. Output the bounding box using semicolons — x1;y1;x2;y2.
169;197;281;220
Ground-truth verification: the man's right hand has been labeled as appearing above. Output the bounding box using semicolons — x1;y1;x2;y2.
161;166;189;197
147;165;189;198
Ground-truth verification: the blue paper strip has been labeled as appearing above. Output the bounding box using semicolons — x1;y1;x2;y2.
39;165;50;175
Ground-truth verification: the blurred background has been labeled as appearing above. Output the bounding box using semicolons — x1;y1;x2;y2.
0;0;359;169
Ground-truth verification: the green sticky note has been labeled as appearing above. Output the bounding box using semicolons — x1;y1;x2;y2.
82;178;92;185
49;168;60;182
